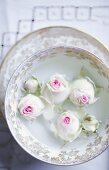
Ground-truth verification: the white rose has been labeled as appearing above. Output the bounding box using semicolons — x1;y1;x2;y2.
82;114;100;132
69;78;97;106
50;111;82;142
24;78;39;93
18;94;44;120
42;74;70;104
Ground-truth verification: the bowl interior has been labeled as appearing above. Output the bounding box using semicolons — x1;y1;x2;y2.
5;47;109;165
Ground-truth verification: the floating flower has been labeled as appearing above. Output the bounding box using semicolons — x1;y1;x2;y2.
42;74;70;104
18;94;44;120
69;78;97;106
50;110;82;142
82;114;100;133
24;77;39;94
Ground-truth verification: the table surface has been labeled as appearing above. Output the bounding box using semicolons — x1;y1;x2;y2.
0;0;109;170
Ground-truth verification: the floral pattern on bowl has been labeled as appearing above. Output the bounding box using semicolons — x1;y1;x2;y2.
5;47;109;165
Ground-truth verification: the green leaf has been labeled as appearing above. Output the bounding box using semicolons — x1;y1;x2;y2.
95;87;103;95
21;88;29;95
35;85;41;96
32;76;38;80
77;108;86;120
54;104;64;113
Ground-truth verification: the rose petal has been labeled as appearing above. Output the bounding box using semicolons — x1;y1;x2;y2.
40;96;55;120
18;94;44;120
56;111;82;142
69;78;95;106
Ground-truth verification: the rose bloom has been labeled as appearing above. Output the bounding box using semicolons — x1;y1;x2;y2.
50;111;81;142
82;114;100;133
24;78;39;94
69;78;97;106
18;94;44;120
43;74;70;104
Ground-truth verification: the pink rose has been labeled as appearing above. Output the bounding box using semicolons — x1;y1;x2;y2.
43;74;70;104
77;95;90;105
22;106;33;115
63;116;71;125
69;78;97;106
50;79;62;90
18;94;44;120
56;111;82;142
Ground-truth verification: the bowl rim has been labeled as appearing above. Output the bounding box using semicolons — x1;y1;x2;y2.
1;25;109;73
1;25;109;117
5;46;109;166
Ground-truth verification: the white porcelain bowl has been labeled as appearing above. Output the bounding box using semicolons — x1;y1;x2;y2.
5;46;109;165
